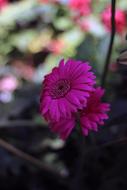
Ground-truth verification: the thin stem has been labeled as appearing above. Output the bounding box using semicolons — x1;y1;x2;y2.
0;120;45;128
0;138;66;179
85;137;127;155
69;134;86;190
101;0;116;87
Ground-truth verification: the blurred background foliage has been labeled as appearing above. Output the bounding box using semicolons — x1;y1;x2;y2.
0;0;126;102
0;0;127;189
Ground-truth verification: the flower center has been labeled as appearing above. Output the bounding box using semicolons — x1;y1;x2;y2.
50;79;70;99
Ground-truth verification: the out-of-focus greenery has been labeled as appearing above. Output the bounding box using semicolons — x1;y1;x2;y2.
0;0;127;103
0;1;126;59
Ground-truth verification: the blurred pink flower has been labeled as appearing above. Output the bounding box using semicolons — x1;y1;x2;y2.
12;59;35;81
0;75;18;92
49;87;110;140
102;6;126;34
39;0;58;3
0;0;8;10
47;40;64;55
80;87;110;136
69;0;91;16
75;18;90;32
40;59;95;123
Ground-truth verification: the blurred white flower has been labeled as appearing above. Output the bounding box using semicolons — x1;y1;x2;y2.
0;91;13;103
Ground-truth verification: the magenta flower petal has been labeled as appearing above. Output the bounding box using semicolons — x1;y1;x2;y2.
80;87;110;136
40;59;95;122
50;117;75;140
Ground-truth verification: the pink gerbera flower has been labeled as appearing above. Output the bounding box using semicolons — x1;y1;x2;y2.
40;59;95;122
80;87;110;136
49;87;110;140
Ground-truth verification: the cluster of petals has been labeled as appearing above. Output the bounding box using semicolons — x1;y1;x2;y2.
40;59;110;140
102;5;126;34
80;87;110;136
48;87;110;139
69;0;91;16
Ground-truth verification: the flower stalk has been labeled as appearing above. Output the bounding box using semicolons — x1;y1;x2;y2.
101;0;116;87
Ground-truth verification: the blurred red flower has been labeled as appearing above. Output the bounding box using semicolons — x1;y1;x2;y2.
69;0;91;16
102;5;126;34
